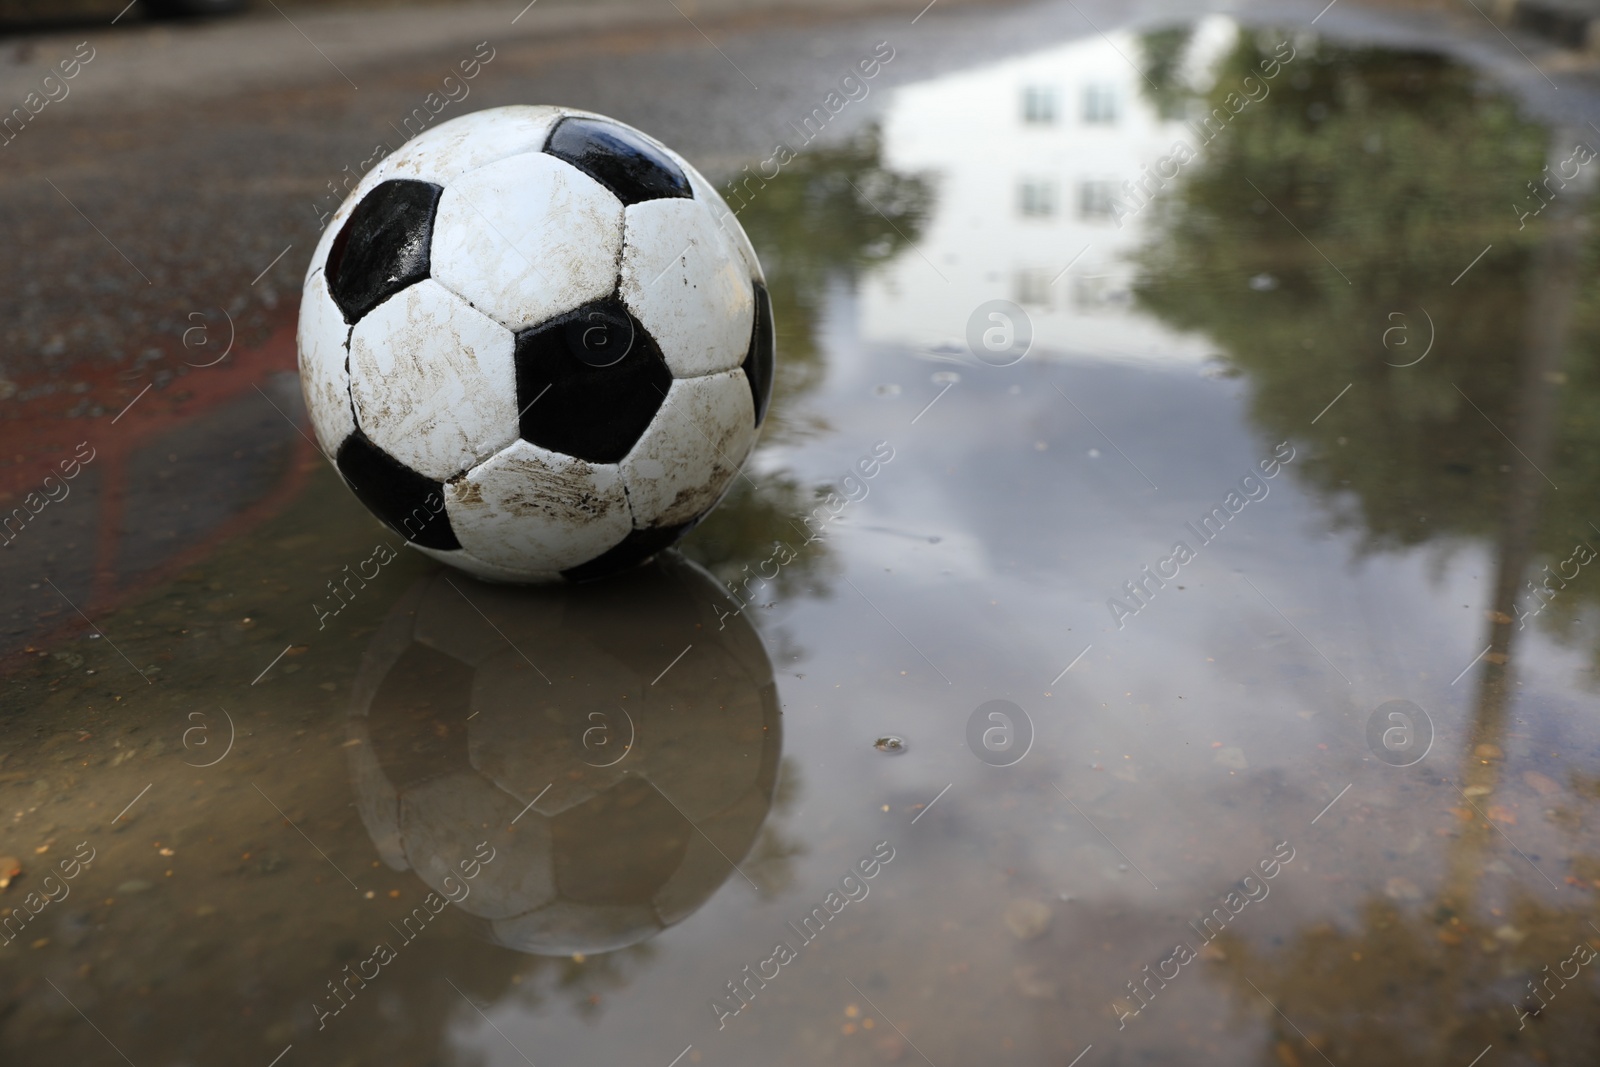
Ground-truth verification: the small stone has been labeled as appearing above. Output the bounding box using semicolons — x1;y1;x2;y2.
1013;964;1057;1000
1474;743;1504;760
874;1034;905;1062
1523;771;1561;796
1384;876;1422;901
1004;899;1052;940
1214;746;1249;770
0;856;20;890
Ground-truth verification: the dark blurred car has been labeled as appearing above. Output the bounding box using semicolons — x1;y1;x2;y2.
145;0;249;14
0;0;246;29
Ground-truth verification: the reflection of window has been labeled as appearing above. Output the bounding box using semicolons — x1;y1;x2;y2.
1083;84;1117;124
1014;268;1054;309
1074;275;1130;312
1078;180;1121;221
1018;179;1058;218
1022;85;1058;125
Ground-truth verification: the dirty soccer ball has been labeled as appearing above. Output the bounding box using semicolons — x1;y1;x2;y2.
345;557;781;954
298;105;775;582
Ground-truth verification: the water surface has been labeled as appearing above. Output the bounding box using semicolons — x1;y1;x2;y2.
4;13;1600;1067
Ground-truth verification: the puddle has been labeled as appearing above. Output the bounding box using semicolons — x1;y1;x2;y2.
5;15;1600;1067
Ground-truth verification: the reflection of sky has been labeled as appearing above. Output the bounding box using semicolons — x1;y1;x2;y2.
858;19;1238;363
460;32;1600;1067
468;341;1599;1066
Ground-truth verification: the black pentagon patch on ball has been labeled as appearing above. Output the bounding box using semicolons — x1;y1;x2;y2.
561;519;700;583
514;299;672;464
544;117;693;207
335;430;461;550
743;281;776;427
326;179;443;323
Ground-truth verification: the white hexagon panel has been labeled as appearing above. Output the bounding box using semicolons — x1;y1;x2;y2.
621;370;757;527
378;105;563;189
490;899;663;957
683;164;767;287
397;773;557;921
619;198;754;378
296;269;355;454
431;152;624;330
444;439;632;576
348;279;519;482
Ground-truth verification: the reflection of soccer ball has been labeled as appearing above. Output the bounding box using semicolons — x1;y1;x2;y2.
298;106;775;583
347;555;780;955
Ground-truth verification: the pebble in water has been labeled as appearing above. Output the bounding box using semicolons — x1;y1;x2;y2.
1004;899;1052;941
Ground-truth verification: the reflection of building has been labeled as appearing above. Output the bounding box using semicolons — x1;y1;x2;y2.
859;23;1233;363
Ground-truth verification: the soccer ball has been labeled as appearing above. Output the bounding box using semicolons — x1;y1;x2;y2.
345;554;781;955
298;106;774;583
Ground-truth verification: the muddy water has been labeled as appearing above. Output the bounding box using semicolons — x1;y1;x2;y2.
4;15;1600;1067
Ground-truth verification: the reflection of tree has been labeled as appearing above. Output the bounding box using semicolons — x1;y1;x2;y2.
744;756;809;896
1131;31;1600;669
1132;30;1600;1067
1138;26;1196;120
681;131;935;598
736;127;935;448
1208;890;1600;1066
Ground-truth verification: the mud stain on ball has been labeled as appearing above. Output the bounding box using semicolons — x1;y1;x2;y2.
445;440;632;571
349;279;519;481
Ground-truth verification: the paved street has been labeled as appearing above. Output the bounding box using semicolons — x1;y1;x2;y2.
4;2;1600;1064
